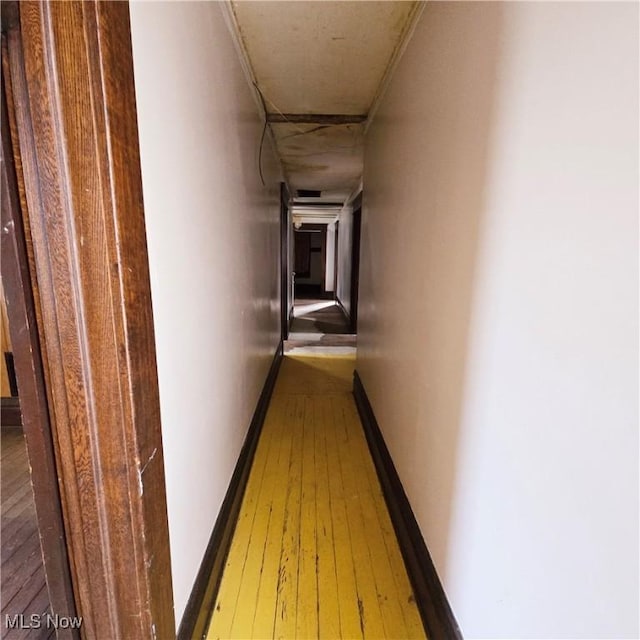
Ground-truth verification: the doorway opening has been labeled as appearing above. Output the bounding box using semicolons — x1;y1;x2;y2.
0;286;53;635
283;196;361;355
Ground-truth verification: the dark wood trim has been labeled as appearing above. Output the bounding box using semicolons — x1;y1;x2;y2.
4;351;18;396
4;3;174;636
1;46;78;633
267;113;366;125
352;371;463;640
1;397;21;427
280;182;290;341
178;341;285;640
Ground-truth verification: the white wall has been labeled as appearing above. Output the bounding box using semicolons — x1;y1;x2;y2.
129;2;281;627
336;206;353;315
359;3;639;638
287;206;294;320
325;222;336;292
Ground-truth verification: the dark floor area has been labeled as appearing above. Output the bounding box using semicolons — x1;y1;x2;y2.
1;428;52;639
285;299;356;352
289;299;351;334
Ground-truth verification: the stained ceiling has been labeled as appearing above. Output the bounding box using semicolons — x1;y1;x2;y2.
226;1;422;205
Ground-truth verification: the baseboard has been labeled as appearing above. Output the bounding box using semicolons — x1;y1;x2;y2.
1;396;22;428
177;341;284;640
352;371;463;640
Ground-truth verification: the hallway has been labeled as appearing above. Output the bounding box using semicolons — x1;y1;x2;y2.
206;355;425;639
2;2;636;638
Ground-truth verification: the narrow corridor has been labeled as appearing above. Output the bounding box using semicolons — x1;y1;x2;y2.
206;355;425;639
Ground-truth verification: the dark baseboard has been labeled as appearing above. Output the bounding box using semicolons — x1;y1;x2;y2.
1;396;22;428
177;341;284;640
352;371;463;640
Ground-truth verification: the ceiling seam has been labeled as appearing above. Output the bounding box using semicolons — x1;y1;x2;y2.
218;0;291;190
364;1;427;135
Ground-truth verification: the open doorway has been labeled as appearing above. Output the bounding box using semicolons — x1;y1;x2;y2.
0;288;54;637
283;198;361;354
294;224;329;300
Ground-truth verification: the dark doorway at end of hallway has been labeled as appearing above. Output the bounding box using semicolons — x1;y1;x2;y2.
294;224;332;300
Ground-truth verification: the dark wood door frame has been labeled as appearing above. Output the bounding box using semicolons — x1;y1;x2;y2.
280;182;290;340
1;44;78;637
2;2;174;637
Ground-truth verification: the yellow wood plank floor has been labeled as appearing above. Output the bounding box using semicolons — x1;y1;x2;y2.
207;355;426;640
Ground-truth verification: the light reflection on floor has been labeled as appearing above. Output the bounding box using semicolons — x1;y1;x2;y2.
293;300;336;318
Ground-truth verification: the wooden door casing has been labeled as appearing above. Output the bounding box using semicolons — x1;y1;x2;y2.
2;2;175;637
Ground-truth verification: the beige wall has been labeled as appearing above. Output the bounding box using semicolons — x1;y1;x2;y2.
359;2;638;638
129;2;281;627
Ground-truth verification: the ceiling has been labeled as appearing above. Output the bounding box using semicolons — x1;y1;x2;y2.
227;1;422;206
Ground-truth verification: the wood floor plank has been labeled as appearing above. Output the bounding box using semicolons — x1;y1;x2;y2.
2;519;40;572
272;395;304;640
11;585;49;640
1;530;43;610
314;396;341;640
207;396;285;639
2;551;47;619
1;431;26;461
332;395;388;639
0;501;38;562
1;477;33;513
226;396;288;639
206;355;427;639
295;395;318;639
324;395;363;640
1;429;50;639
340;398;413;638
250;396;296;638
